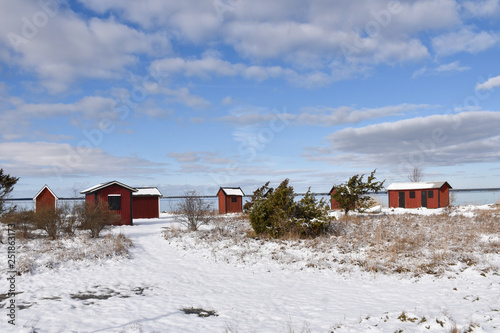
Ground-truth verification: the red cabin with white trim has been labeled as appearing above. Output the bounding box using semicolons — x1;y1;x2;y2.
81;181;137;225
329;186;341;210
217;187;244;214
33;185;58;211
132;187;162;219
387;181;452;209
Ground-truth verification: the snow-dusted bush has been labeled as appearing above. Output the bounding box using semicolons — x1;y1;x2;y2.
75;202;121;238
248;179;332;239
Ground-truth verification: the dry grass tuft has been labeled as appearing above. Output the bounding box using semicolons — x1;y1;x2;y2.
163;207;500;276
4;232;133;275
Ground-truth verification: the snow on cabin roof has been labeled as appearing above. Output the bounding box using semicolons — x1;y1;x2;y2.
386;181;451;191
133;187;162;196
33;185;58;200
81;181;138;194
220;187;245;196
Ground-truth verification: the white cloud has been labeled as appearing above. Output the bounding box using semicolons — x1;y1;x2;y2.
463;0;500;17
162;87;211;109
0;142;163;178
151;55;325;87
306;111;500;167
476;75;500;91
219;112;288;126
412;61;471;78
221;96;233;105
1;0;474;92
152;56;244;79
219;103;434;127
0;1;170;93
390;0;460;32
81;0;464;72
80;0;220;42
0;95;120;140
168;151;236;165
432;28;499;56
168;152;200;163
297;104;436;126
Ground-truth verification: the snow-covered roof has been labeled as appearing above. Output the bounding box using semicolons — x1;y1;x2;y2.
133;187;162;196
386;181;451;191
33;185;58;201
219;187;245;196
81;181;138;194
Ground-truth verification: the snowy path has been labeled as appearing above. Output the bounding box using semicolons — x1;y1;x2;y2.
2;215;500;332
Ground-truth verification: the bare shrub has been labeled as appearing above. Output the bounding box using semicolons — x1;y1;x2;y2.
0;207;35;239
33;205;70;240
175;190;212;231
76;202;121;238
62;202;80;236
408;166;424;182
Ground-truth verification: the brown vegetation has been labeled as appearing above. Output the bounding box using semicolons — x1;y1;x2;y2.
0;202;133;275
164;206;500;276
15;233;133;275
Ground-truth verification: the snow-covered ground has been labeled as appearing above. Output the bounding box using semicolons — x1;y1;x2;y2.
1;207;499;332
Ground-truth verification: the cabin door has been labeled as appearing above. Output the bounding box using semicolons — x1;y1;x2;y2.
421;191;427;208
398;192;405;208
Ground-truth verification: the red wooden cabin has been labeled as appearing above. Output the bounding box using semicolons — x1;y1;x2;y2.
329;186;341;210
217;187;244;214
387;181;452;209
132;187;162;219
81;181;137;225
33;185;58;211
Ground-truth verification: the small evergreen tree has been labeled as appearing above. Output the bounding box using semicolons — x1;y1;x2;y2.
249;180;332;238
243;181;273;213
332;169;385;219
0;169;19;214
293;189;331;237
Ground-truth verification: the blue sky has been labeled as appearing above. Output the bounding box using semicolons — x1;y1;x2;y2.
1;0;500;198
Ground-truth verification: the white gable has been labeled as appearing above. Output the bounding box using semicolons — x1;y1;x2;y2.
33;185;58;201
80;181;138;194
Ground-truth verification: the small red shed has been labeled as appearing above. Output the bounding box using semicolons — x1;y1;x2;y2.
387;181;452;209
81;181;137;225
133;187;162;219
329;186;341;210
217;187;245;214
33;185;58;211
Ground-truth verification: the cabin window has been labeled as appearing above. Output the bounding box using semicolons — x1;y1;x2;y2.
108;195;121;210
428;191;434;198
409;191;415;198
231;197;238;203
